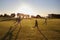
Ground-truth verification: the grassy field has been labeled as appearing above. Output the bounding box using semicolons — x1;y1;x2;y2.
0;18;60;40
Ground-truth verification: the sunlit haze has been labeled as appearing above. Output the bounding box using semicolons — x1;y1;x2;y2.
16;3;35;15
0;0;60;17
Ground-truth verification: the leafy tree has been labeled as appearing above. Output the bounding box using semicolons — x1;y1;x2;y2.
0;14;3;17
11;13;15;17
4;14;9;17
36;15;41;18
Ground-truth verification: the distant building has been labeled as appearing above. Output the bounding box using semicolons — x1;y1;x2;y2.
17;13;30;18
48;14;60;18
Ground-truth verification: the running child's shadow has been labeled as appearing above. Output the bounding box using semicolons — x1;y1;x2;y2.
1;26;13;40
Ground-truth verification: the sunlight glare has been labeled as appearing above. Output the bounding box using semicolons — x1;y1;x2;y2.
16;3;34;15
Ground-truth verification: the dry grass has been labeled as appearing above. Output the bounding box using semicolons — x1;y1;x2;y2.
0;18;60;40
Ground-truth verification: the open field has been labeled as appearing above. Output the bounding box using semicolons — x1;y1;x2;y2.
0;18;60;40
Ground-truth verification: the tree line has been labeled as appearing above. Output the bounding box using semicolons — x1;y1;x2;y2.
0;13;15;18
0;13;42;18
0;13;60;18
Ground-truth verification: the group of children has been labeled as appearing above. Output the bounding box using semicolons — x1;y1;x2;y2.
15;16;47;28
13;16;48;40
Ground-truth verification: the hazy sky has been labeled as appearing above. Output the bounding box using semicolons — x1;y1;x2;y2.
0;0;60;16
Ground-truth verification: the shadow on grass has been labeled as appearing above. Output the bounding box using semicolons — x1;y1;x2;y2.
1;23;22;40
1;26;13;40
15;24;22;40
0;19;11;22
0;18;15;22
52;29;60;33
36;26;48;40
